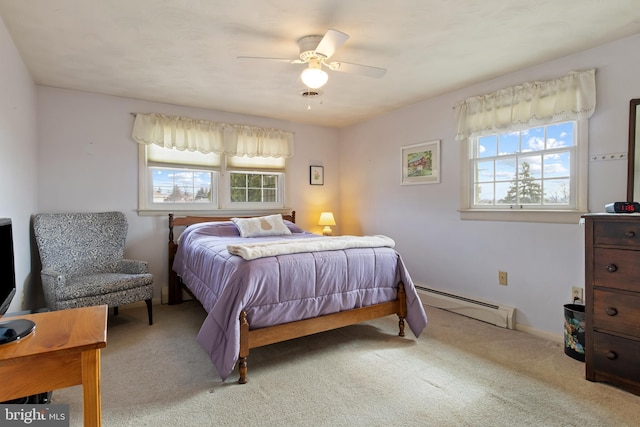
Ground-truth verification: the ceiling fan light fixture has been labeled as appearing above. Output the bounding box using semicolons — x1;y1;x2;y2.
301;59;328;89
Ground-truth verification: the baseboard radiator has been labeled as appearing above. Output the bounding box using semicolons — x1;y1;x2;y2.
416;285;516;329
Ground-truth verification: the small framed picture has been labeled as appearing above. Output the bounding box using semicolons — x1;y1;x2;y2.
401;140;440;185
310;165;324;185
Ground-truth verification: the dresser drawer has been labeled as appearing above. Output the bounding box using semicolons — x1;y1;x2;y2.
594;220;640;248
593;331;640;382
593;248;640;292
593;289;640;336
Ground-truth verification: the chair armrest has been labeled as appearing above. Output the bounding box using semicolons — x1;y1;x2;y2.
117;259;150;274
41;268;65;284
40;268;67;305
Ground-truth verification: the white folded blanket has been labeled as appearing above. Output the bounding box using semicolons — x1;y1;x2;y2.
227;235;395;260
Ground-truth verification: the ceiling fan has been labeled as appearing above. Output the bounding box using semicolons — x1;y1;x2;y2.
238;29;387;90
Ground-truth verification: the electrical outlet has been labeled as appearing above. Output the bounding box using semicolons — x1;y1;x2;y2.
572;286;583;303
498;271;508;286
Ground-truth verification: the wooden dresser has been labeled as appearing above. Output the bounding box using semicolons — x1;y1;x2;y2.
583;214;640;396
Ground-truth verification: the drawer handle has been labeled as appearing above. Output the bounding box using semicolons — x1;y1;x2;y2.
606;351;618;360
605;264;618;273
605;307;618;316
625;231;636;238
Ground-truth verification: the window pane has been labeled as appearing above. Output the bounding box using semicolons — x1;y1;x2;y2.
475;183;494;205
231;188;246;202
546;122;574;148
478;135;497;158
519;179;542;204
263;189;277;202
544;178;571;204
495;182;512;205
518;156;542;179
475;160;494;182
231;173;247;187
543;152;570;178
263;175;277;188
496;158;517;181
522;127;545;152
248;174;262;187
151;168;213;203
498;132;519;155
247;189;262;202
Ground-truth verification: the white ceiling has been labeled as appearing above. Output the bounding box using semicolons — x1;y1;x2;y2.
1;0;640;128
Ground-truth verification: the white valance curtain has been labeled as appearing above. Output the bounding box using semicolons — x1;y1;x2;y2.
453;69;596;141
131;113;294;158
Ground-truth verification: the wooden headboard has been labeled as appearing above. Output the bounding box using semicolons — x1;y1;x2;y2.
167;211;296;304
168;211;295;245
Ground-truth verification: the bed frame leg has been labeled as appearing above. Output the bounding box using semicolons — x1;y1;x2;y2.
238;358;248;384
398;318;406;337
238;310;249;384
397;282;406;337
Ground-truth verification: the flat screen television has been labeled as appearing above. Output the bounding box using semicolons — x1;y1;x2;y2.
0;218;35;345
0;218;16;315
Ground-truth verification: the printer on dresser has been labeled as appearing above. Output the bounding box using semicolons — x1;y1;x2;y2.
583;213;640;396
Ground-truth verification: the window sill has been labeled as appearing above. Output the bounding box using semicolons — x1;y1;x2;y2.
459;209;588;224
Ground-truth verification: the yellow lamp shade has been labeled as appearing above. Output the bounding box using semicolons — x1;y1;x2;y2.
318;212;336;236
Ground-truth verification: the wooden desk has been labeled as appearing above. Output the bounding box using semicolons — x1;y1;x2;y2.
0;305;107;427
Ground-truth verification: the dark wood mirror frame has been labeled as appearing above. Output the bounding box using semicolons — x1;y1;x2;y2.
627;99;640;202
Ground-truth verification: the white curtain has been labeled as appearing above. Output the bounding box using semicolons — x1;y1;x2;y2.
225;125;294;158
453;69;596;141
131;113;294;158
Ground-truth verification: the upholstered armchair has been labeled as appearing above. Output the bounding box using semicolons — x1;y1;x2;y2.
33;211;153;325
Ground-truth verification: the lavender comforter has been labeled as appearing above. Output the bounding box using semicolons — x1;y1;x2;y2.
172;221;428;380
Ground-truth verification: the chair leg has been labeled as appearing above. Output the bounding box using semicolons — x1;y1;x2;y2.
113;306;119;316
145;299;153;325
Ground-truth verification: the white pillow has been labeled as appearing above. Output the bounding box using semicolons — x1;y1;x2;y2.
231;214;292;238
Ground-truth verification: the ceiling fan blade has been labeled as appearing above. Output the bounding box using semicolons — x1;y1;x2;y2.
315;29;349;59
237;56;297;63
328;61;387;78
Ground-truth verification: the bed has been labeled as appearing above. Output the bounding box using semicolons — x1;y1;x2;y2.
168;211;428;383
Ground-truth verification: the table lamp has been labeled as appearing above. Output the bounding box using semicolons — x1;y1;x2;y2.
318;212;336;236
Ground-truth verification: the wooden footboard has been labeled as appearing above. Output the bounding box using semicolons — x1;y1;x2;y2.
237;282;407;384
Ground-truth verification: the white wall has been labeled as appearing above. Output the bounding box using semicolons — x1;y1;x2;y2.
339;34;640;338
4;7;640;339
0;17;38;312
36;87;341;302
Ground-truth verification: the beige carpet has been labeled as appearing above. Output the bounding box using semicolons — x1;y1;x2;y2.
53;301;639;426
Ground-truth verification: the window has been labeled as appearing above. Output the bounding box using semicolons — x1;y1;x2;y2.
138;145;285;211
455;70;596;223
471;122;576;209
230;173;278;203
132;113;293;213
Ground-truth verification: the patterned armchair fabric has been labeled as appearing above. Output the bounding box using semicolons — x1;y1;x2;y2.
33;211;153;325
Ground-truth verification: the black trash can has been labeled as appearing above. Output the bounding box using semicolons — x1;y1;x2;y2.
564;303;585;362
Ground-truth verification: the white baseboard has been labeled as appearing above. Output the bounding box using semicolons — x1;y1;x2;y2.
415;284;563;343
416;285;515;330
